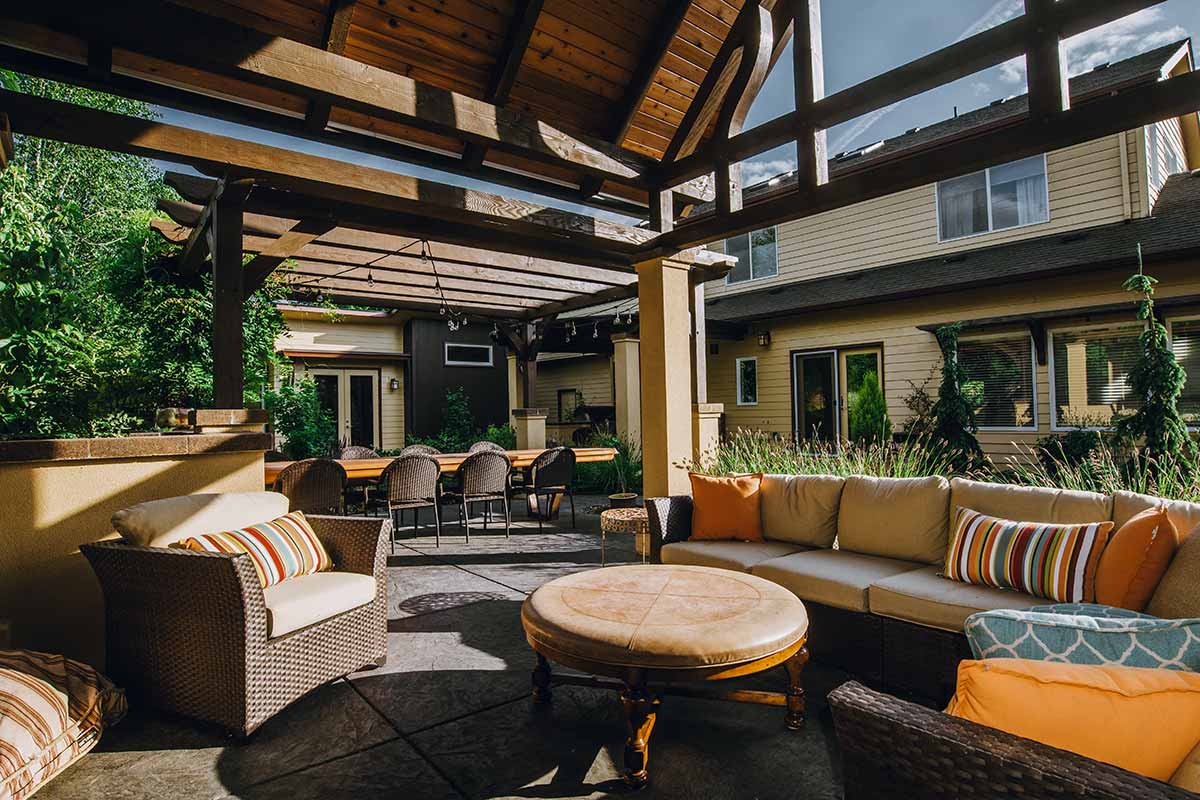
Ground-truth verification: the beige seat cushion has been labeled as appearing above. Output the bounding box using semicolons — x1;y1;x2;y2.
869;565;1044;632
751;550;922;612
1147;526;1200;619
113;492;291;548
660;540;807;573
1113;490;1200;537
520;565;808;669
836;475;950;564
262;572;376;638
949;478;1111;532
760;473;845;547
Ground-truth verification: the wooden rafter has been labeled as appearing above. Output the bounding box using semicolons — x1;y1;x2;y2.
609;0;692;145
243;218;337;292
791;0;828;191
305;0;358;132
715;2;774;214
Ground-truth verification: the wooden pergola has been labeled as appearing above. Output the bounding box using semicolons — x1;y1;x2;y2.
1;0;1197;493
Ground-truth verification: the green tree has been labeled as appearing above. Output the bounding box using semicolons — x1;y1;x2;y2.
931;323;984;472
1114;245;1196;469
849;371;892;444
265;378;336;459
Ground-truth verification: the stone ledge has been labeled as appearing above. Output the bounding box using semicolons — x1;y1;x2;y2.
511;408;549;418
0;433;273;464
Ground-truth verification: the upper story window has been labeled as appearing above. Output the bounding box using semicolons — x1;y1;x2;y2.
725;227;778;284
937;155;1049;241
444;342;493;367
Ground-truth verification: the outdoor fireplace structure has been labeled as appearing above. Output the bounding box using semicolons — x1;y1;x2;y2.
0;0;1198;497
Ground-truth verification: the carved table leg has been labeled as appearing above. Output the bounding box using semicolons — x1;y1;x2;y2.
784;645;809;730
620;681;660;788
532;652;552;704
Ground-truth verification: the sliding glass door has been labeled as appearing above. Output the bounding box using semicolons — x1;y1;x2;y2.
308;368;380;449
792;347;885;443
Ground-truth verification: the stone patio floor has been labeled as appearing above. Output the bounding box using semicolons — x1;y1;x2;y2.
42;498;847;799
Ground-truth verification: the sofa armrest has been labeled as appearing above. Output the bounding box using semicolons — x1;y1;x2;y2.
644;495;692;563
307;515;389;582
828;681;1195;800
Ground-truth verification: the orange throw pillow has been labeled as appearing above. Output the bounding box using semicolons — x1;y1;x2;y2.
1095;506;1179;611
689;473;764;542
946;659;1200;782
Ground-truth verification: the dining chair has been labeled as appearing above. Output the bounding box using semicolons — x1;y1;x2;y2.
444;450;511;541
379;454;443;549
271;458;347;514
467;440;506;454
399;444;441;457
510;447;577;530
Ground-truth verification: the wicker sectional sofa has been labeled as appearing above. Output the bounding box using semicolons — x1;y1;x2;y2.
646;475;1200;703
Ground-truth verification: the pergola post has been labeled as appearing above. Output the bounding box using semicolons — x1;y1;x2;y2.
612;333;641;445
689;281;722;467
636;255;694;496
209;181;249;409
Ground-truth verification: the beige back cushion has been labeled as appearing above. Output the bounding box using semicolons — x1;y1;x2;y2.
1112;490;1200;537
836;475;950;564
949;479;1112;534
113;492;291;548
760;474;845;547
1147;522;1200;619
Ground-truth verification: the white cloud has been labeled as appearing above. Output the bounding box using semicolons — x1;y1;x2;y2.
740;158;797;186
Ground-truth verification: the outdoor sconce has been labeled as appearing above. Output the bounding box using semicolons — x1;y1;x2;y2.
388;377;400;391
758;331;772;347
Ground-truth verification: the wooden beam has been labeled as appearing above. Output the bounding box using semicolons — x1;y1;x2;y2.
210;181;249;408
243;217;337;292
791;0;828;190
177;176;224;275
281;266;575;303
86;39;110;81
658;0;1168;185
489;0;543;104
305;0;358;132
311;292;527;319
650;189;674;233
650;67;1200;252
716;3;774;140
279;272;546;308
610;0;692;145
0;89;653;258
1025;0;1070;118
0;112;12;170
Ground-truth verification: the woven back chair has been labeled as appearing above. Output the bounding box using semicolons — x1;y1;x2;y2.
379;454;444;548
513;447;577;530
273;458;346;514
448;450;511;541
467;440;506;454
400;444;440;457
338;445;379;460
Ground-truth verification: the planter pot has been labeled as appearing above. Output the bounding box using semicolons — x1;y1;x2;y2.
608;492;640;509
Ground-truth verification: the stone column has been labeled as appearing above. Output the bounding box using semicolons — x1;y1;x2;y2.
611;333;641;445
692;403;724;469
636;256;694;497
512;408;548;450
506;353;520;426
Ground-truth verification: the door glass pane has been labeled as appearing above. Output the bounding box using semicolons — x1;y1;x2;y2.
313;374;339;421
348;375;375;447
844;352;881;440
938;171;988;239
799;355;836;442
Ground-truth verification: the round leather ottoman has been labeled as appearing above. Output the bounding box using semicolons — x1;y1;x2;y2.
521;564;809;786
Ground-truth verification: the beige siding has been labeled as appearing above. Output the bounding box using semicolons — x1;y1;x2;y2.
707;259;1200;462
535;355;613;421
709;135;1142;297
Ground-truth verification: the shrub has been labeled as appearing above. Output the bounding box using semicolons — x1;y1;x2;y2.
266;378;336;459
848;370;892;444
1035;429;1103;478
576;432;642;494
482;423;517;450
930;323;985;471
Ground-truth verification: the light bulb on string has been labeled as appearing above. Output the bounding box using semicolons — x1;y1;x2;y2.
592;323;599;339
613;310;621;325
569;321;577;336
366;270;375;288
439;305;447;316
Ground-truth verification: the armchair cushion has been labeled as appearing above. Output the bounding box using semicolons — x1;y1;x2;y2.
262;572;377;638
113;492;290;548
176;510;332;588
945;659;1200;782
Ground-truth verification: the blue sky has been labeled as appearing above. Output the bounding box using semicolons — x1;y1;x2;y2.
158;1;1200;223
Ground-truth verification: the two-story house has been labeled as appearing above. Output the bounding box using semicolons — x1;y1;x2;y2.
540;40;1200;461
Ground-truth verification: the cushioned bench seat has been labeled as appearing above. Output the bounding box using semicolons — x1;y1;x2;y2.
751;550;924;613
868;565;1045;632
660;540;807;572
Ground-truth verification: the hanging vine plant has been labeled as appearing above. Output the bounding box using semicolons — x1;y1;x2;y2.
931;322;985;473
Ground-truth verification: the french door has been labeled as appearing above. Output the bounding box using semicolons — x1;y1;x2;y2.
309;368;381;449
792;347;884;443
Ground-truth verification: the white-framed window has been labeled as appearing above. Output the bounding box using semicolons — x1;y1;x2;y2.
724;227;778;284
1048;324;1143;430
736;357;759;405
1169;316;1200;426
936;154;1049;241
958;333;1037;431
444;342;493;367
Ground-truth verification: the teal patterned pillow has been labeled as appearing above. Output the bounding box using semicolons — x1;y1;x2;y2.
965;604;1200;671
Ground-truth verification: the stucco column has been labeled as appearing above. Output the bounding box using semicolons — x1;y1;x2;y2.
506;353;519;426
636;256;694;497
612;333;641;445
512;408;547;450
692;403;723;469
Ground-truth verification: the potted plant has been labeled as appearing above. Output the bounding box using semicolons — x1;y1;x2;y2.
603;434;642;508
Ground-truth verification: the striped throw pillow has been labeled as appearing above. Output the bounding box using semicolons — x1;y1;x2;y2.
177;511;332;588
944;507;1114;603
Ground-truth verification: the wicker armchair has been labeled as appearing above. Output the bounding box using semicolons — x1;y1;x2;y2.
828;681;1196;800
510;447;577;530
444;450;511;541
379;454;443;548
272;458;347;514
399;444;440;456
81;513;389;738
644;495;693;563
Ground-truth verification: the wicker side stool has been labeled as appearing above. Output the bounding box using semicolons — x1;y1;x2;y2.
599;507;649;566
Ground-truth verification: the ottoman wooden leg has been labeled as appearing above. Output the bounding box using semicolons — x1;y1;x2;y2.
532;653;553;704
784;645;809;730
621;681;660;788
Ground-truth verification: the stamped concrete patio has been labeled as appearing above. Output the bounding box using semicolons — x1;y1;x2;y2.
41;500;845;800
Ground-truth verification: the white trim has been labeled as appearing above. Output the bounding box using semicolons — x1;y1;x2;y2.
444;342;494;367
959;332;1039;432
1047;321;1144;432
735;356;759;406
936;154;1050;243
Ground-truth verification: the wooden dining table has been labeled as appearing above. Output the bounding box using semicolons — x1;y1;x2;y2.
263;446;618;486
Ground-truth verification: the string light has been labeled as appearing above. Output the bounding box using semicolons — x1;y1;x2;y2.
592;323;599;338
491;323;500;337
613;310;622;325
366;270;375;288
569;321;577;336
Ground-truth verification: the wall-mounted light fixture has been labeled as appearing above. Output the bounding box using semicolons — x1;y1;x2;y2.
388;377;400;391
757;331;772;347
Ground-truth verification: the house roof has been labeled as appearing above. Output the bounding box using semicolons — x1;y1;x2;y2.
706;170;1200;323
